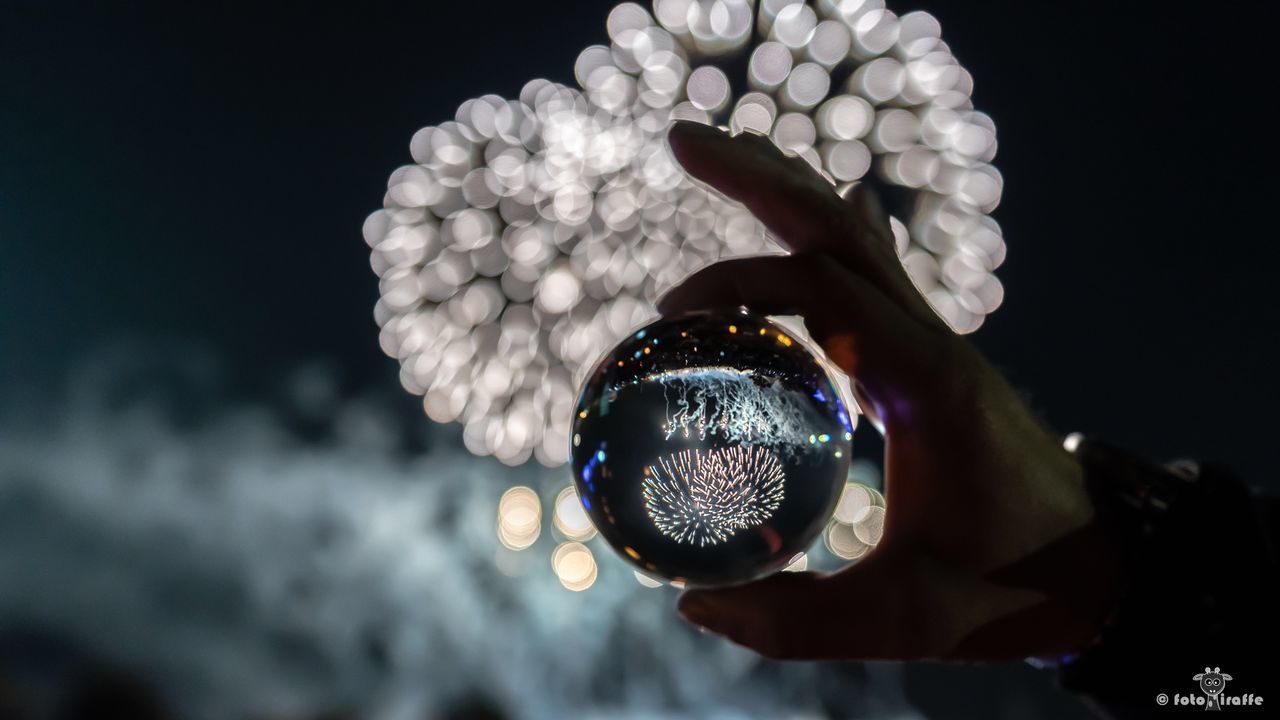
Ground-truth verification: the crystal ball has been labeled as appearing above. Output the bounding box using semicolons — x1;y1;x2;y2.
571;308;854;586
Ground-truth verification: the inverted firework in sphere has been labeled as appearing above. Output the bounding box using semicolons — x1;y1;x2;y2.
644;445;786;545
572;308;852;585
365;0;1005;466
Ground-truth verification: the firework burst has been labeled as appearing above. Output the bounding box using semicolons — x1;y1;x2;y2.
642;445;785;546
367;1;1005;466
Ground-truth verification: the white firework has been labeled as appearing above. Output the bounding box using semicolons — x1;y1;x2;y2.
643;445;786;545
652;366;816;448
367;1;1005;465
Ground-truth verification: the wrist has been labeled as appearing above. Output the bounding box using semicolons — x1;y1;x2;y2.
1027;515;1124;661
1025;437;1280;712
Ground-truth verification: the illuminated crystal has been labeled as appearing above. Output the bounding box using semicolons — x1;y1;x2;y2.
572;308;852;585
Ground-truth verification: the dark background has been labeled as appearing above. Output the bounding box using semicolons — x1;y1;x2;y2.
2;1;1275;717
4;1;1274;478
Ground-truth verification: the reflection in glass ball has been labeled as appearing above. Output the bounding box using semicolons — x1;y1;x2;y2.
644;445;786;546
572;308;853;585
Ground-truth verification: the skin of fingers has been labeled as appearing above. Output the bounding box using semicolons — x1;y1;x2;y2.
666;121;944;330
676;549;1054;661
657;259;1047;660
676;554;908;660
655;253;952;420
653;204;1093;572
661;123;1115;661
674;456;1104;661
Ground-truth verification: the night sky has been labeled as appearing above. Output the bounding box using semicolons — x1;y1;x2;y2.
3;2;1278;718
2;0;1275;475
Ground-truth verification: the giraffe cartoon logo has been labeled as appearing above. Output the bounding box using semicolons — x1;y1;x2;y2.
1193;667;1233;711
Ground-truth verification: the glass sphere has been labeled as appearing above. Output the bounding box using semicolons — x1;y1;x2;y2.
571;308;854;586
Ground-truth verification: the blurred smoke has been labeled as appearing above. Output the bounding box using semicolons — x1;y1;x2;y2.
0;347;918;720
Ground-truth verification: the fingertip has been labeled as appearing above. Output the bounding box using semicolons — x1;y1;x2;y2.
665;120;727;163
676;589;710;617
846;181;890;233
653;255;751;317
666;121;790;190
666;118;717;139
653;285;683;317
654;279;719;318
688;569;824;611
677;590;723;631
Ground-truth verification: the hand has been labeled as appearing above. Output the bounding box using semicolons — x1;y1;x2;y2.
659;120;1120;662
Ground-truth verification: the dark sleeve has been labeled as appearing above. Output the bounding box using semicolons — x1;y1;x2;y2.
1055;437;1279;718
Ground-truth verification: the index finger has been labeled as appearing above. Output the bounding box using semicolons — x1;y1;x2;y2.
666;121;940;328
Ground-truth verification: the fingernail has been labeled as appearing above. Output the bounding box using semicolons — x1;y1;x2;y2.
669;119;723;135
667;120;728;147
671;121;759;163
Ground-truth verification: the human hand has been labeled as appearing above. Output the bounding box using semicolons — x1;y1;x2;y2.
659;120;1119;662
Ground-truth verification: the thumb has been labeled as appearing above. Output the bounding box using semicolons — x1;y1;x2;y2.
676;552;913;660
678;570;831;660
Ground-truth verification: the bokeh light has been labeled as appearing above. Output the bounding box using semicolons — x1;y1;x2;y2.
822;458;886;561
553;484;598;540
0;352;921;716
497;485;542;550
833;480;872;524
552;540;599;591
824;520;872;560
367;0;1005;466
783;552;810;571
852;504;886;545
634;569;665;587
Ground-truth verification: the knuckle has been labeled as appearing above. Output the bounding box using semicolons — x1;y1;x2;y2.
786;251;840;280
922;331;983;404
